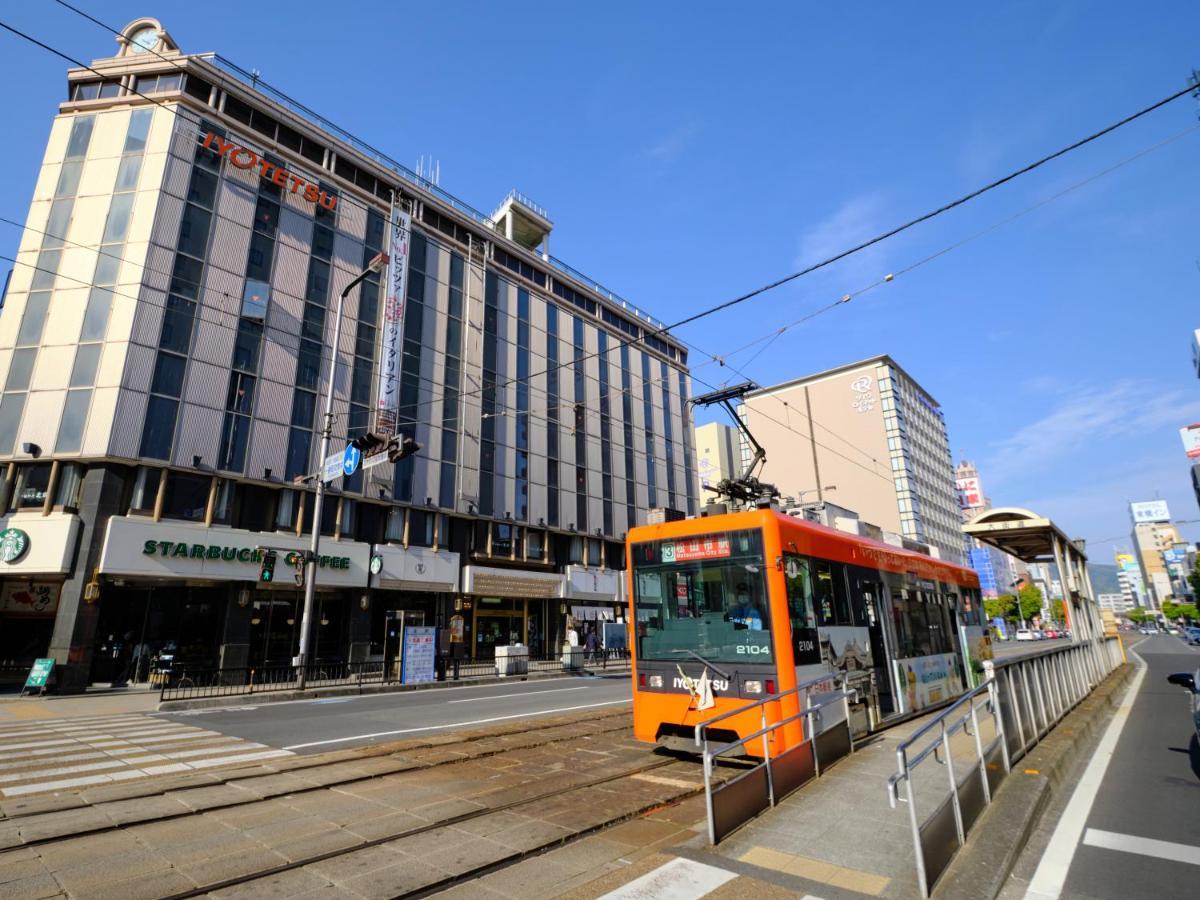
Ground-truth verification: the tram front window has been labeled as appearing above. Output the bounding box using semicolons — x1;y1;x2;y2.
631;528;772;664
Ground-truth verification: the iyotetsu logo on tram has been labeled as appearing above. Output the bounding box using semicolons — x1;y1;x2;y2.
201;132;337;211
673;676;729;691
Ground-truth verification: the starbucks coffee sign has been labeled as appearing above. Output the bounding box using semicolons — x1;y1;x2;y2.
100;517;369;587
0;528;29;564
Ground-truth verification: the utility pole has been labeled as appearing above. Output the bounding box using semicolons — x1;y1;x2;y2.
295;253;388;688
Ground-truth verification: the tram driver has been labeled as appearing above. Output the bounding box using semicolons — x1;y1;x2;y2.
726;582;764;631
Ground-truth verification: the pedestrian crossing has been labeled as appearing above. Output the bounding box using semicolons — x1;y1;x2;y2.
0;712;292;797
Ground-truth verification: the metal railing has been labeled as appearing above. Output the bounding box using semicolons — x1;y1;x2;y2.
158;648;632;702
886;636;1123;897
697;673;853;844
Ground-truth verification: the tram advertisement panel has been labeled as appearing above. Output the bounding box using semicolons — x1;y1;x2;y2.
959;625;993;688
894;653;965;713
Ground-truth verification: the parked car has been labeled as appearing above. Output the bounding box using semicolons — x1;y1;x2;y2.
1184;626;1200;646
1044;629;1058;639
1166;669;1200;739
1167;626;1181;636
1015;629;1034;641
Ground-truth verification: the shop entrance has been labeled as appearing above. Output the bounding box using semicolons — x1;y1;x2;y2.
90;584;225;685
0;581;61;676
249;590;350;669
472;598;526;659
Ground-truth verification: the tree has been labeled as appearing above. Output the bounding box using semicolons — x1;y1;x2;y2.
1177;603;1198;622
1127;608;1149;625
1018;583;1044;623
984;594;1014;622
1051;599;1065;623
1189;560;1200;598
1162;600;1181;621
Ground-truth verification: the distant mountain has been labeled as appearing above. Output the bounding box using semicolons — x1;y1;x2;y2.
1089;563;1120;595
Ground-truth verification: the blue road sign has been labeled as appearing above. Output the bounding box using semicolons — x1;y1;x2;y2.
343;444;362;476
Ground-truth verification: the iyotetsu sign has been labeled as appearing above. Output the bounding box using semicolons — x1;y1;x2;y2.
201;133;336;211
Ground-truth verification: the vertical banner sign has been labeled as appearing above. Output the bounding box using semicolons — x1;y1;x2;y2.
376;207;412;437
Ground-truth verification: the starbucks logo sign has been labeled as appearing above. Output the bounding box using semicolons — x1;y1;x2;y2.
0;528;29;564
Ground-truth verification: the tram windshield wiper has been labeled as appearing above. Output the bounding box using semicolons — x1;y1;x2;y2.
672;649;732;680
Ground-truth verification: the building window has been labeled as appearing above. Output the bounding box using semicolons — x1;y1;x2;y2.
161;472;212;522
10;464;52;510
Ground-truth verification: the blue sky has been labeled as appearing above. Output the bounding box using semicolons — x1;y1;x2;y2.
2;1;1199;558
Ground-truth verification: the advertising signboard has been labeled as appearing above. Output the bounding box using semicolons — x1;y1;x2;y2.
1130;500;1170;524
955;477;984;510
1181;424;1200;459
376;208;412;437
23;658;54;693
894;653;965;713
0;582;60;616
400;625;436;684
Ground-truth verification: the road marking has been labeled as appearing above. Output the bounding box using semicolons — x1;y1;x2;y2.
1082;828;1200;867
448;686;590;703
0;759;128;783
598;857;740;899
1024;650;1147;900
283;698;633;750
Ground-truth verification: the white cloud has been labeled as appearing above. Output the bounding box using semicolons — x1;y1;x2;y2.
641;123;700;163
984;380;1200;484
794;193;891;287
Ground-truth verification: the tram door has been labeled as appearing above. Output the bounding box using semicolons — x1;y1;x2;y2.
861;582;895;716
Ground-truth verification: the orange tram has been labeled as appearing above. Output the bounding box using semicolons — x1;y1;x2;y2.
626;507;986;755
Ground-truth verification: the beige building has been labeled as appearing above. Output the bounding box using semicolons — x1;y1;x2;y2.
739;355;964;564
692;421;742;502
1129;505;1181;610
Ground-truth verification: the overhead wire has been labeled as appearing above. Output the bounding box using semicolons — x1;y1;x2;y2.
5;8;1199;500
13;8;1200;425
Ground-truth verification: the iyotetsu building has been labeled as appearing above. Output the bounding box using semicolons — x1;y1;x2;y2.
0;17;697;691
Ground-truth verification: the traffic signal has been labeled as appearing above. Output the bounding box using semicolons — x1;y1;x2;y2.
259;550;277;583
350;432;388;454
387;435;421;464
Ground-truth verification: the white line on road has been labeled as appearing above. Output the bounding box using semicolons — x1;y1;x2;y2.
448;686;591;703
597;858;740;899
1023;649;1148;900
1082;828;1200;867
283;698;632;750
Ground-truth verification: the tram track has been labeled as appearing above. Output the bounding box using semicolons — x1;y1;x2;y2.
1;715;741;900
0;709;633;852
160;753;712;900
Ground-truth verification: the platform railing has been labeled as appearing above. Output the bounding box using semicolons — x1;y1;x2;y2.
887;636;1123;897
696;673;853;844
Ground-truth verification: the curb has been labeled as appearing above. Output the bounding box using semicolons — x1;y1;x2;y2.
935;661;1136;900
157;666;631;711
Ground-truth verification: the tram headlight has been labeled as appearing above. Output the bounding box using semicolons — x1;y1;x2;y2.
648;675;663;688
744;680;762;694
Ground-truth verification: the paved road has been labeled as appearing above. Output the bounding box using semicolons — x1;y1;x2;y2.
1023;633;1200;899
157;673;633;753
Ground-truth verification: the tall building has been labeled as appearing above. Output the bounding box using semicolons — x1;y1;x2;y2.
692;421;742;503
1129;501;1180;609
739;355;964;563
0;18;696;690
1115;552;1148;608
955;458;1022;597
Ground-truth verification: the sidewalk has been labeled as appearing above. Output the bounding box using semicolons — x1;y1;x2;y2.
0;688;160;726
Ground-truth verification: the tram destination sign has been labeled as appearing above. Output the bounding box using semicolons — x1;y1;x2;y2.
662;536;731;563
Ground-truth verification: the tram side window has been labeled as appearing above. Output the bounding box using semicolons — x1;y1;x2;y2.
812;560;852;627
784;555;821;665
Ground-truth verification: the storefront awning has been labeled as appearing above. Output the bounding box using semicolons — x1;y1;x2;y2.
372;545;458;592
563;564;621;602
461;565;564;599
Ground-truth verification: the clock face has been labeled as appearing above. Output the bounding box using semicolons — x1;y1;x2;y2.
129;27;157;54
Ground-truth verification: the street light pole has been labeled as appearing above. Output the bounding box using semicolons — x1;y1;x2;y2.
1013;579;1026;631
296;253;388;689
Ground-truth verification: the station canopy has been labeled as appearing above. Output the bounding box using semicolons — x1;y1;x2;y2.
962;507;1086;564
